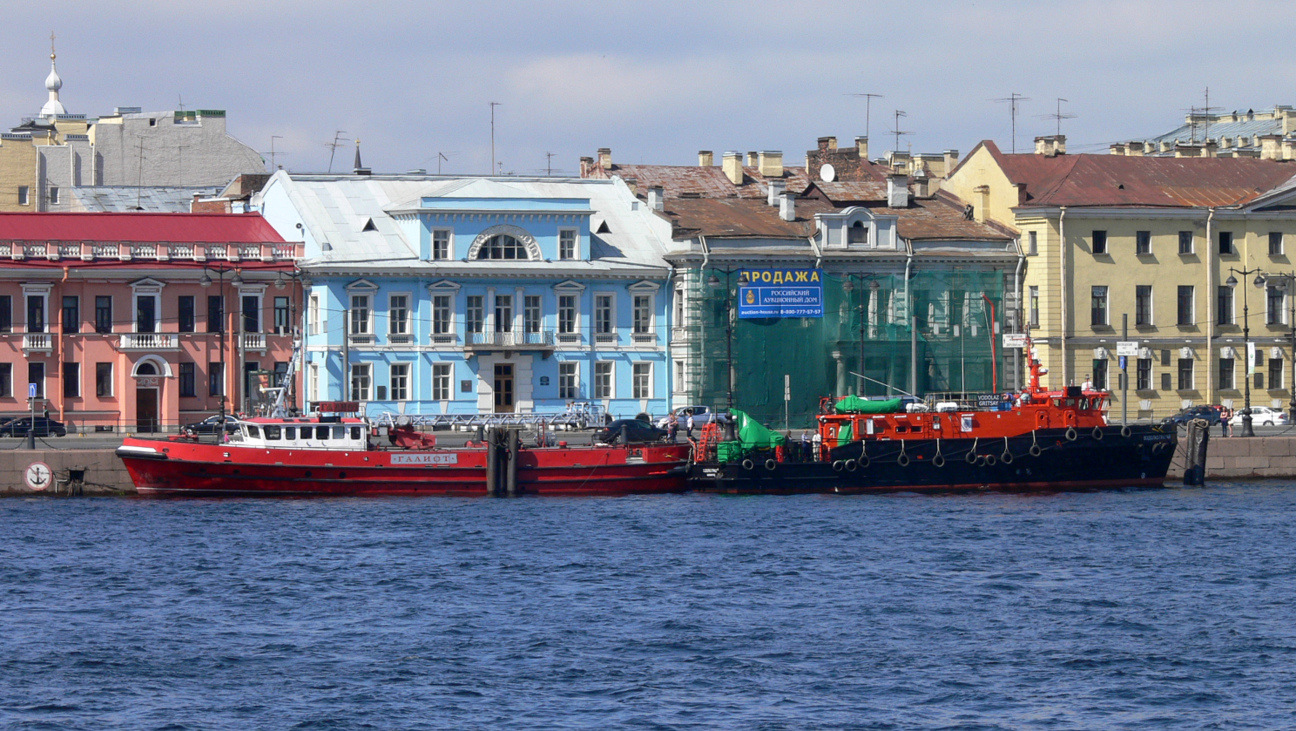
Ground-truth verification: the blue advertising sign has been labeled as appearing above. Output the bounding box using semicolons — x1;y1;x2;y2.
737;268;823;318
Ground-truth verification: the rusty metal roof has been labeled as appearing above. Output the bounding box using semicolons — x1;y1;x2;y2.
590;163;813;200
891;197;1013;243
658;197;833;238
810;180;889;204
982;140;1296;208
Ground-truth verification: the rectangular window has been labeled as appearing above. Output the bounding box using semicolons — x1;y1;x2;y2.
559;362;578;399
494;295;513;333
673;359;684;393
62;296;79;333
633;362;652;398
1090;286;1108;327
309;294;321;335
206;295;223;333
1177;358;1193;391
98;363;114;397
633;294;652;334
48;186;58;205
1161;372;1172;391
465;295;484;334
1136;358;1152;390
0;363;9;397
432;230;450;260
1270;231;1284;256
26;294;45;333
1027;230;1038;256
349;294;370;337
274;296;291;335
135;295;157;333
1092;359;1108;391
350;363;371;401
179;362;196;397
178;295;195;333
388;294;409;338
594;294;613;335
558;294;577;334
1091;230;1107;255
17;186;29;206
28;362;44;398
1269;358;1284;390
1028;286;1039;328
432;363;451;401
432;294;453;336
1218;285;1234;326
594;361;613;398
242;295;260;333
1218;231;1234;255
673;287;685;326
1135;230;1151;255
0;296;10;332
1219;357;1235;390
1135;285;1152;326
1267;286;1285;326
62;362;79;398
559;230;577;260
524;295;542;334
206;362;222;397
1179;230;1194;255
390;363;409;401
273;361;289;389
1177;286;1194;326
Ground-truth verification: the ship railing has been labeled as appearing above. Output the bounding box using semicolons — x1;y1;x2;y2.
373;403;606;432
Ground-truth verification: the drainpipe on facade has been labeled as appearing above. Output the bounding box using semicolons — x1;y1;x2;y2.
905;255;916;394
342;306;350;402
57;266;69;423
1059;206;1068;388
1014;249;1025;390
1205;207;1216;404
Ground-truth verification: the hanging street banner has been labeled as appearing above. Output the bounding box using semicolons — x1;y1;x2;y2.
737;268;824;318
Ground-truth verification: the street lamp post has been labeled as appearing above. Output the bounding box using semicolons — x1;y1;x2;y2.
707;269;748;411
1226;267;1266;437
843;276;883;395
200;266;228;438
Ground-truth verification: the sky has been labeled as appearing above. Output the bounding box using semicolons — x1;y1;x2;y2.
2;1;1293;177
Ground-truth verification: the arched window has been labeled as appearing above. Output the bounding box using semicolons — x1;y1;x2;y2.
136;362;157;376
476;234;530;260
848;221;868;244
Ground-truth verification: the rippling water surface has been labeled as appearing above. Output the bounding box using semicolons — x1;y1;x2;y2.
3;483;1296;729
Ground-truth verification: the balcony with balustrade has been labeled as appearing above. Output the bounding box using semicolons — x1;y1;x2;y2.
22;333;52;352
0;241;305;263
465;330;556;356
120;333;179;350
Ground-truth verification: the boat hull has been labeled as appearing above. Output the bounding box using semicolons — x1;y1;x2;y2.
118;439;692;497
689;425;1179;494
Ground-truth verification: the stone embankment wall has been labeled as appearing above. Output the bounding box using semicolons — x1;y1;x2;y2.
1168;435;1296;480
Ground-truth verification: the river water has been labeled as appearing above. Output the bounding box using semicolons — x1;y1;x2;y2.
2;482;1295;729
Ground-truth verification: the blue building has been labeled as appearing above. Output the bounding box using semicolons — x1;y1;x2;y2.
256;173;675;420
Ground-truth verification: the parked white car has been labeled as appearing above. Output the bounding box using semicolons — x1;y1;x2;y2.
656;406;729;430
1229;405;1291;426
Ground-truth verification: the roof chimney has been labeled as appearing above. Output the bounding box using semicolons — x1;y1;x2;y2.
758;150;783;178
1260;135;1282;160
698;150;714;167
722;151;743;185
647;186;664;211
855;136;869;159
1033;135;1066;157
779;191;795;222
943;150;959;174
816;136;838;151
767;179;785;207
579;156;594;177
886;174;909;208
597;147;612;169
747;151;759;167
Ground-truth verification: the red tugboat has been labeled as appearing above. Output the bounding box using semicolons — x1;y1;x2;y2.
117;403;691;498
688;344;1181;494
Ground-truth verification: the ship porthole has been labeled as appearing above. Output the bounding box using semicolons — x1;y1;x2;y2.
1065;427;1078;441
1120;425;1132;438
1029;444;1042;457
1091;427;1103;440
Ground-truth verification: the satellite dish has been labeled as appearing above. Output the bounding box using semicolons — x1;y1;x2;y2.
820;163;836;182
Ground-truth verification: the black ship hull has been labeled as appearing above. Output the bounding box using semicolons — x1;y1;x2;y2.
688;425;1179;494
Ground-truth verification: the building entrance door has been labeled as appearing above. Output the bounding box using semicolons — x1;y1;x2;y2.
136;387;158;433
493;364;514;413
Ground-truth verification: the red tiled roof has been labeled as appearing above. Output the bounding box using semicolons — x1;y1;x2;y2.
0;212;286;242
980;140;1296;208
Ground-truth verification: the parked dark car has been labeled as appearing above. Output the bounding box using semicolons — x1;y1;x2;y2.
182;414;241;434
0;416;68;437
595;419;668;444
1162;405;1223;426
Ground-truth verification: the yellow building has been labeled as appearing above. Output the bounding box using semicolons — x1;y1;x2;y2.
944;135;1296;420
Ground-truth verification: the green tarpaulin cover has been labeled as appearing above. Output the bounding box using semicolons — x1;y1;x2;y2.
731;409;787;450
834;396;904;414
837;420;853;446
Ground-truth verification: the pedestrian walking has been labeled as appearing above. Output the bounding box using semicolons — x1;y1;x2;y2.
686;410;695;440
667;411;679;442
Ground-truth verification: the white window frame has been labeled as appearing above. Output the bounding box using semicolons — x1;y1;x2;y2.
494;294;513;333
673;286;685;327
390;363;410;401
559;362;579;399
558;294;578;335
558;228;578;260
431;294;454;339
350;363;372;401
349;294;372;339
17;186;29;206
432;363;451;401
388;292;411;342
673;359;684;393
465;295;485;335
632;362;652;399
594;293;615;338
431;229;452;260
309;294;321;335
632;293;653;335
594;361;613;399
22;288;49;334
524;295;542;334
309;362;319;403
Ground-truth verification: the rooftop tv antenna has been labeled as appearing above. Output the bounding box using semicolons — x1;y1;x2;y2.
437;152;448;175
490;101;501;175
545;151;556;176
325;130;348;174
264;135;285;170
993;92;1030;153
1038;98;1077;137
845;92;884;139
888;110;911;153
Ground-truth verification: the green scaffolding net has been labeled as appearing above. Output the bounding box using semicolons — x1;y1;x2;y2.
683;269;1013;429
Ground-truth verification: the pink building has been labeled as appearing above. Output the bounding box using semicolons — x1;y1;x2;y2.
0;213;302;433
